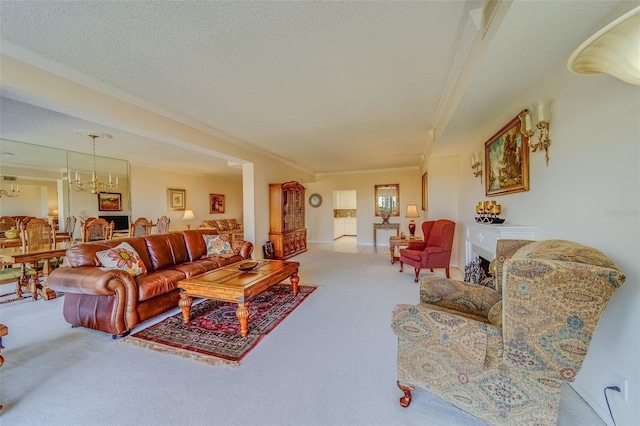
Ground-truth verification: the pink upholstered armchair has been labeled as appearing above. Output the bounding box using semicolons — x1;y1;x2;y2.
399;219;455;282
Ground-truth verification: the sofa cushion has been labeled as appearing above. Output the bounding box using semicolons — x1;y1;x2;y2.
199;220;218;229
135;269;186;301
206;253;244;266
215;219;230;231
204;234;233;255
144;233;189;270
171;259;220;278
227;218;239;229
96;242;147;276
182;229;220;261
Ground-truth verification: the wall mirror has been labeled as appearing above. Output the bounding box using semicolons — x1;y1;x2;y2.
0;138;130;239
374;183;399;217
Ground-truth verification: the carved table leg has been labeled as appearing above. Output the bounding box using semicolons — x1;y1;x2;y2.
179;294;193;324
29;275;40;301
236;302;251;337
40;259;57;300
290;273;299;296
390;245;395;264
397;381;414;408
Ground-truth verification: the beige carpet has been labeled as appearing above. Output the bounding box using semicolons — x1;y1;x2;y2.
0;242;604;425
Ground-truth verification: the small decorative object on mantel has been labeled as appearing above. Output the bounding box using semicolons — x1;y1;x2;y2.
475;200;505;224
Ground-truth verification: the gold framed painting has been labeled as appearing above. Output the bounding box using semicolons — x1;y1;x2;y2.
98;192;121;211
485;113;530;196
167;188;186;211
209;193;225;214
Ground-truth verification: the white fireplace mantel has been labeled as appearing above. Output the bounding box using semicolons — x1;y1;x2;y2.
464;221;539;264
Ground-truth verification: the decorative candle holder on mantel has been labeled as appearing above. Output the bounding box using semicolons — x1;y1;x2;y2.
475;200;505;224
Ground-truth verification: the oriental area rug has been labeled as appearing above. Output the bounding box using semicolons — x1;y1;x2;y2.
122;283;316;367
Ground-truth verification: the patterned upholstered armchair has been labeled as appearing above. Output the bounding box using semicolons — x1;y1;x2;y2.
391;239;626;425
399;219;455;281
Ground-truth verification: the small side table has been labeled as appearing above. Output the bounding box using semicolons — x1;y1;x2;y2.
389;236;423;264
373;223;400;250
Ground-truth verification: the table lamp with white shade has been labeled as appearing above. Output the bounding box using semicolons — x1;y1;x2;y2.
405;203;420;236
182;209;195;230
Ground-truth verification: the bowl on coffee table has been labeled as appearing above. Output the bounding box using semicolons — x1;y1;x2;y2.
238;261;259;272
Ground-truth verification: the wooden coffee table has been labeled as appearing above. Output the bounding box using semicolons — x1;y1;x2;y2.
177;259;300;337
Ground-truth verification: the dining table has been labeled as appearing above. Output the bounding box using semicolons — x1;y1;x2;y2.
0;241;75;300
0;234;71;249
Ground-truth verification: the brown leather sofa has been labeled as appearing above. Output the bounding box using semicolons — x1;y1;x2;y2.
47;229;253;338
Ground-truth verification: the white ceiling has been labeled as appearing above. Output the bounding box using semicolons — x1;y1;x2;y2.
0;0;622;177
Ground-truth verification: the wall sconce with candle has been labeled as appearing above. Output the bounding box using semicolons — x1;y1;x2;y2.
470;152;483;180
519;99;553;166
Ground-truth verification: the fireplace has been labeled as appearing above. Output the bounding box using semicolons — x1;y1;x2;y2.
464;221;538;266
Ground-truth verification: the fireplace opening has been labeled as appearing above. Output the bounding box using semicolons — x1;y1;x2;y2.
464;256;494;287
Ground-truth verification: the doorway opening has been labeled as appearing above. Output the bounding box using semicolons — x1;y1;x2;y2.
332;190;357;253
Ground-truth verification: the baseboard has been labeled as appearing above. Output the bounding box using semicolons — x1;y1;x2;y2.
570;382;610;426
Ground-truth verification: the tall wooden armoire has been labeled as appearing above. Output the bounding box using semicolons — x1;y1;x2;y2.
269;181;307;260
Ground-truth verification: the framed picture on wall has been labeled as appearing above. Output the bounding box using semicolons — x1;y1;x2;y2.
167;188;186;211
209;193;225;214
485;113;530;196
98;192;122;211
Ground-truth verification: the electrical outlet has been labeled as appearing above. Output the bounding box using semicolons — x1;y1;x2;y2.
614;372;629;402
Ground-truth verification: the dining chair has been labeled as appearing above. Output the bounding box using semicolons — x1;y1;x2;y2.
21;217;59;271
63;216;77;239
0;216;16;234
81;218;114;242
21;218;56;247
155;216;170;234
130;217;153;237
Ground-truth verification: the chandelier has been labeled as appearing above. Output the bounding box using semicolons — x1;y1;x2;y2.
0;184;19;198
69;130;119;194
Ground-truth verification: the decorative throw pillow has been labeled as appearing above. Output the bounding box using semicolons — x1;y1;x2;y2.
96;242;147;276
203;235;233;255
488;301;503;328
227;218;239;230
215;219;230;231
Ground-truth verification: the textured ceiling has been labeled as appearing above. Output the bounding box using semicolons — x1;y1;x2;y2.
0;0;623;176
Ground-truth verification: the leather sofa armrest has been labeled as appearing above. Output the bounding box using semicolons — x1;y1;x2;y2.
239;241;253;259
47;266;138;298
420;276;501;318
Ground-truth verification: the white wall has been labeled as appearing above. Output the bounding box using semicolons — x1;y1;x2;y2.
434;60;639;425
0;182;51;217
306;169;423;246
131;158;313;254
425;156;460;265
130;165;242;232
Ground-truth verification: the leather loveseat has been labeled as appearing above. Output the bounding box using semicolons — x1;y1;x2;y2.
47;229;253;338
